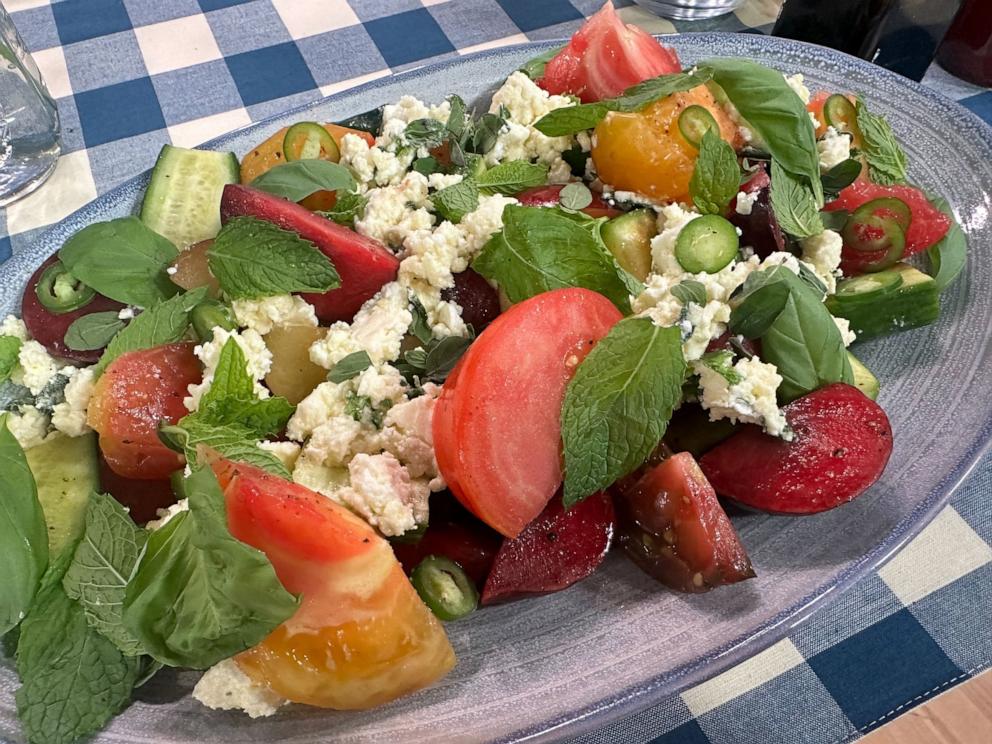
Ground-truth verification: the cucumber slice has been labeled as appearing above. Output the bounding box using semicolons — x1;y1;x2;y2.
675;215;739;274
601;209;656;281
847;352;879;400
833;270;903;302
25;433;99;556
826;263;939;341
140;144;240;249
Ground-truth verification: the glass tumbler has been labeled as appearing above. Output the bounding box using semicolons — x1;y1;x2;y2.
632;0;745;21
0;4;60;207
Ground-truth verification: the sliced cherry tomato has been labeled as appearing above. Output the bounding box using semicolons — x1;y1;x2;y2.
539;2;680;103
87;343;201;480
212;459;455;710
515;184;621;219
433;288;622;538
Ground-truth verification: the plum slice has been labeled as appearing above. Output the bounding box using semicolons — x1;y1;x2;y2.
699;383;893;514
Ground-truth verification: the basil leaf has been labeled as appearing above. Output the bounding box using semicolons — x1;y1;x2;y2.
59;217;179;308
64;311;127;352
16;548;141;744
671;280;708;307
477;160;549;196
821;158;861;198
701;58;822;205
690;128;741;215
175;419;291;478
319;190;367;228
432;178;480;223
855;98;908;186
560;182;593;211
122;467;298;668
473;205;636;313
328;350;373;383
535;70;713;136
208;216;340;300
561;319;686;506
62;494;148;656
927;196;967;292
250;160;355;202
0;416;49;636
404;118;447;149
698;350;743;385
519;46;562;80
95;288;208;375
0;335;22;383
770;159;824;239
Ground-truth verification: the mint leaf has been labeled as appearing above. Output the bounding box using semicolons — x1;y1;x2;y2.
412;156;439;176
328;350;373;383
95;288;208;375
927;196;967;292
319;190;367;228
698;350;743;385
0;416;49;636
432;178;480;223
0;335;22;383
122;467;298;668
519;46;562;80
404;118;447;149
15;545;141;744
64;311;127;352
62;494;148;656
856;98;908;186
59;217;179;308
473;205;636;313
671;280;707;307
477;161;549;195
690;128;741;215
408;297;433;344
561;319;686;506
174;419;291;478
535;70;713;136
770;159;824;239
250;160;355;202
208;216;340;300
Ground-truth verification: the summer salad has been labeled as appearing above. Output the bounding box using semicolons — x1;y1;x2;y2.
0;3;968;742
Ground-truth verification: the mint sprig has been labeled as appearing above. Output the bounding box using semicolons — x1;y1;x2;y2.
855;98;908;186
769;159;824;239
689;128;741;215
477;161;549;196
0;335;23;383
432;178;480;223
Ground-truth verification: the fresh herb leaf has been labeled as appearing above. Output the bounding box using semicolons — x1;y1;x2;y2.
95;288;208;375
701;58;823;205
535;70;713;136
445;95;469;140
698;350;743;385
208;216;340;300
412;156;439;176
821;158;861;198
519;46;563;80
927;196;967;292
395;334;473;387
471;110;507;154
345;392;392;429
855;98;908;185
559;182;593;211
562;145;590;177
250;159;355;202
477;160;549;195
169;419;291;478
0;335;22;383
404;118;448;149
690;128;741;215
797;261;828;296
59;217;179;308
62;494;148;657
561;319;686;506
64;311;126;352
335;106;383;137
472;205;636;313
432;178;480;223
0;416;49;636
122;466;299;668
671;280;708;307
319;190;367;228
819;208;850;232
328;350;373;383
408;298;433;344
770;159;825;239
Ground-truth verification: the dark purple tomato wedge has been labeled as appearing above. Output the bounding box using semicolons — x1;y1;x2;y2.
729;186;786;259
21;255;125;363
440;268;501;332
392;518;501;588
98;455;177;525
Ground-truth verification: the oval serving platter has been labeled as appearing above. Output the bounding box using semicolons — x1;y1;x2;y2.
2;33;992;744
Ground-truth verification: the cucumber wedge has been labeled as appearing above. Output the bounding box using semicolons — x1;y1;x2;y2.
826;263;939;341
140;144;240;249
848;352;879;400
25;433;99;556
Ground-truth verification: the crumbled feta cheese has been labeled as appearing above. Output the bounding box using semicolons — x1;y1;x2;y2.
800;229;843;294
355;364;406;405
166;266;178;276
193;659;286;719
287;381;353;442
303;414;365;466
0;315;27;341
683;300;732;362
232;295;318;335
785;73;811;105
51;367;95;437
834;316;857;347
339;133;415;191
378;383;444;489
310;282;413;369
735;190;759;216
491;71;572;126
696;356;790;438
427;172;464;191
5;406;49;450
355;171;434;248
337;452;427;536
458;194;516;260
818;126;852;172
376;96;451;152
145;499;189;531
762;251;803;275
258;440;302;470
185;328;272;412
15;341;59;395
117;307;136;321
576;131;593;152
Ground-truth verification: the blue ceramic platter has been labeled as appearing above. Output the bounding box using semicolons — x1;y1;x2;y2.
2;33;992;744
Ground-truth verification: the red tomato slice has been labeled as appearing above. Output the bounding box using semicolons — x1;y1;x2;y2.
433;288;622;538
87;343;201;480
540;2;681;103
515;184;622;219
213;459;456;710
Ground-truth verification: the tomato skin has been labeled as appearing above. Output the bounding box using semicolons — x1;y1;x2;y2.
433;288;623;539
87;343;201;480
515;184;622;219
214;460;456;710
540;2;680;103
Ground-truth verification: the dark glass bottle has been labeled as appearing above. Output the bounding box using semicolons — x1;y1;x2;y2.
937;0;992;87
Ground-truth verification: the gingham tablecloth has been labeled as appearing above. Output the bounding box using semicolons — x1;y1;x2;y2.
2;2;991;743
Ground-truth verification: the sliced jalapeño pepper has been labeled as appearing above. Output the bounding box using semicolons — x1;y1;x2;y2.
190;299;236;342
677;105;719;148
411;555;479;621
842;213;906;272
35;260;96;314
283;122;340;163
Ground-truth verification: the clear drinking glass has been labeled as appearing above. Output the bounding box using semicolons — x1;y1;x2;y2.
0;4;60;207
633;0;745;21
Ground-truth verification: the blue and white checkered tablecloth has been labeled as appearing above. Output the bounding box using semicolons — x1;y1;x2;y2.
1;2;990;743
